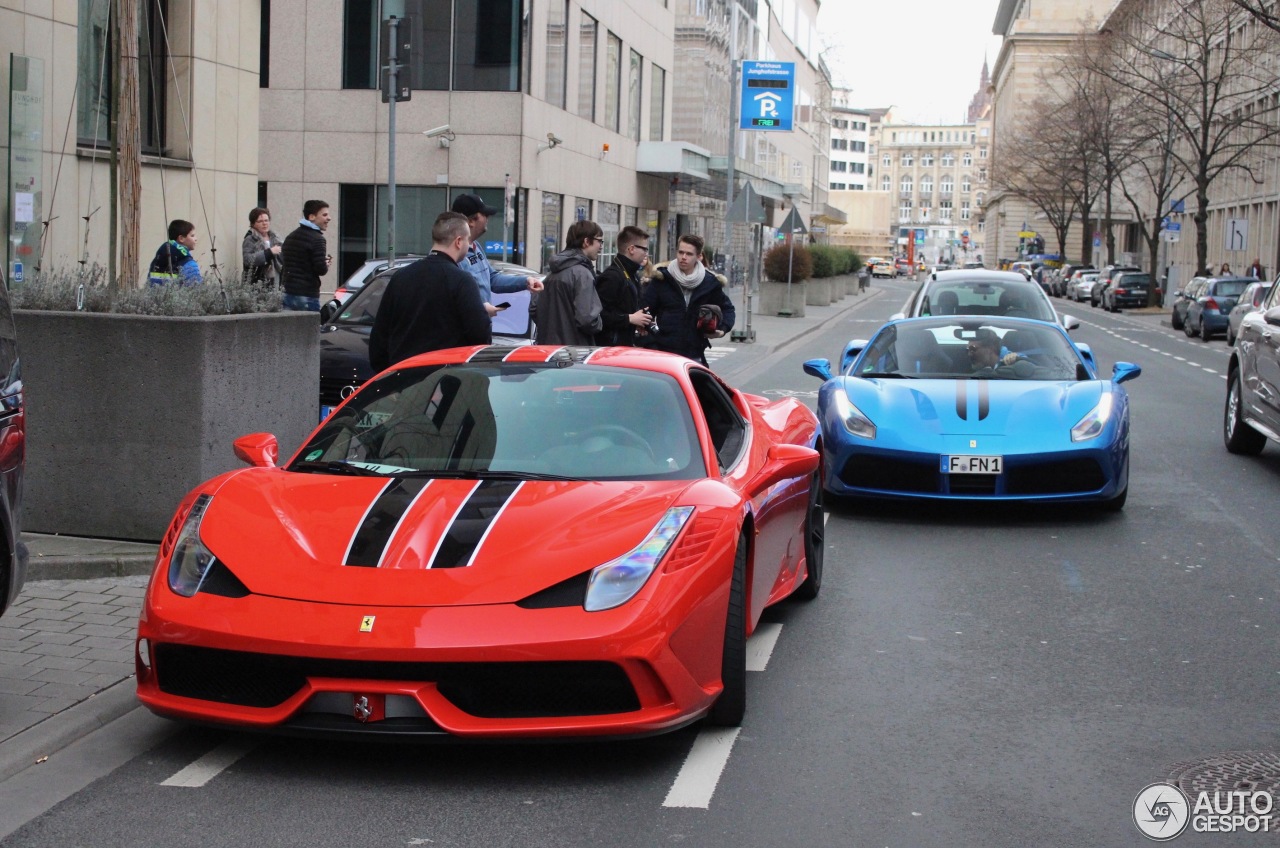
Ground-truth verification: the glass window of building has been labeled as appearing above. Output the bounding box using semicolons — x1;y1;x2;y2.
922;153;933;167
941;153;953;166
920;176;933;194
337;184;450;280
961;201;971;220
598;202;620;269
454;0;520;90
605;32;622;132
903;153;913;166
541;192;564;271
883;154;891;167
79;0;169;153
980;147;988;158
961;177;971;192
627;49;642;141
578;12;597;120
650;64;665;140
572;197;592;223
544;0;568;108
962;152;972;166
940;176;953;194
900;176;912;193
900;201;912;219
881;174;891;190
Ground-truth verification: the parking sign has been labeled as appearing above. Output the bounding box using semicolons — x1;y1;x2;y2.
739;62;795;132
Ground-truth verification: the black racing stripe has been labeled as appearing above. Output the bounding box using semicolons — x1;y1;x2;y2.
344;478;431;567
468;346;512;363
977;381;990;421
955;383;968;420
430;480;522;569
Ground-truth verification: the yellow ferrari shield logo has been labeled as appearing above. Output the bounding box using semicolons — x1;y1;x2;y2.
359;615;375;632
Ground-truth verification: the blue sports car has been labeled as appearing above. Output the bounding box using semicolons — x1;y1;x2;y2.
802;316;1140;509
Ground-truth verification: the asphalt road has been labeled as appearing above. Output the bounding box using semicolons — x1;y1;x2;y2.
6;282;1280;847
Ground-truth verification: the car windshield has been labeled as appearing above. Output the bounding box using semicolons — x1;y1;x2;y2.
1213;280;1250;297
854;318;1083;381
919;280;1055;322
294;363;703;481
1119;274;1151;285
333;274;390;327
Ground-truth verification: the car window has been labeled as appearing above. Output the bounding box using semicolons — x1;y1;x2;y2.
688;368;747;473
335;274;390;326
1255;284;1274;306
1212;280;1250;297
922;281;1054;322
856;318;1083;381
1117;273;1151;285
299;364;702;480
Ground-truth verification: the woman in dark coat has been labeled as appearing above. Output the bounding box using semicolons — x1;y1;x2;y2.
241;207;283;286
642;234;736;366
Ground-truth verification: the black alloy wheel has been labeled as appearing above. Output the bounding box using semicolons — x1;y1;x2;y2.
793;468;824;601
706;533;748;727
1224;370;1267;455
1171;308;1184;330
1201;320;1213;342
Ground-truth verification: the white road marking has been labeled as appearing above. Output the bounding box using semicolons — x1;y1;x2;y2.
663;728;741;808
746;622;783;671
160;739;258;787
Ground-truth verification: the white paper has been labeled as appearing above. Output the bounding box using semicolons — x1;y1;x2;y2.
14;193;33;223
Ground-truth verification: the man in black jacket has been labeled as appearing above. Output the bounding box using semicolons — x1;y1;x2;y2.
280;199;332;311
368;212;492;373
642;234;736;366
595;225;655;346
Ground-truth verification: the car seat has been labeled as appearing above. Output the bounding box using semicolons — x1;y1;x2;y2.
896;328;948;374
999;290;1030;317
934;290;959;315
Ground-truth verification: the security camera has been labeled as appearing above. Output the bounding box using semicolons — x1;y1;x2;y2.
423;125;452;139
547;133;564;146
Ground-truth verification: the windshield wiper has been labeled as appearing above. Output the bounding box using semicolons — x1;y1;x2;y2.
290;460;388;477
396;468;579;482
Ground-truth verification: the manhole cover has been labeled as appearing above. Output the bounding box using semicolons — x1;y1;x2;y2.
1168;752;1280;797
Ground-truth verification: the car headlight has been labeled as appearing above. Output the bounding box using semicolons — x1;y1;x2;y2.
167;494;218;597
834;389;877;439
1071;392;1114;442
584;506;694;612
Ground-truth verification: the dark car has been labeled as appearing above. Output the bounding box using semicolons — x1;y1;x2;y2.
1091;264;1141;308
0;271;24;617
1225;281;1280;454
1058;263;1094;298
319;263;538;420
1102;270;1152;312
1227;281;1273;345
1176;275;1255;341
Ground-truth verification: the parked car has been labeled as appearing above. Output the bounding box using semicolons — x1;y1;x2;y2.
1068;271;1099;303
1091;265;1141;308
1177;275;1255;341
1227;280;1274;345
1102;270;1153;312
0;270;24;618
803;315;1139;509
892;269;1082;332
320;263;540;420
1059;264;1095;299
872;261;896;278
895;258;912;276
135;344;822;736
1225;280;1280;454
332;256;423;303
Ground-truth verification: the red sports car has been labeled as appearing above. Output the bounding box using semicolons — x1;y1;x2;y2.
135;345;823;738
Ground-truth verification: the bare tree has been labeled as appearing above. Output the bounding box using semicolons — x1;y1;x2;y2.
1230;0;1280;33
1103;0;1280;275
990;113;1082;259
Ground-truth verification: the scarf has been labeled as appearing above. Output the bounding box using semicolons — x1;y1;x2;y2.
667;261;706;306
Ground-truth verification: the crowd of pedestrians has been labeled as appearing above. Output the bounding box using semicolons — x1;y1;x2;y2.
148;199;736;371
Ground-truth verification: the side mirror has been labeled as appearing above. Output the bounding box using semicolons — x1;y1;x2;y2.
746;443;820;494
803;358;834;381
320;299;340;324
840;340;869;375
888;312;905;321
1061;314;1081;331
1075;342;1096;370
233;432;279;468
1112;362;1142;384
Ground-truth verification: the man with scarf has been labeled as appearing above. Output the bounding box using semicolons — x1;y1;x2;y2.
595;225;655;346
642;234;735;365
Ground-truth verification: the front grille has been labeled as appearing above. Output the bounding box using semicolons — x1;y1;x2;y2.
154;644;641;717
320;376;361;407
841;455;938;493
946;474;997;495
1004;458;1106;494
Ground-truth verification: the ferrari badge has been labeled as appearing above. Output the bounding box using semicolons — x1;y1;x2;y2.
359;615;375;632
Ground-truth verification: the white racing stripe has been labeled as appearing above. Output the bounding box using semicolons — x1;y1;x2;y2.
663;728;741;808
160;739;258;787
746;622;784;672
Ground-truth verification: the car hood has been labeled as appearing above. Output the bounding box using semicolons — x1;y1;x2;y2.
320;325;375;385
197;472;700;606
842;377;1105;436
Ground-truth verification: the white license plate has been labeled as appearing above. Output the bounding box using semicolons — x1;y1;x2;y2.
941;454;1003;474
319;405;333;422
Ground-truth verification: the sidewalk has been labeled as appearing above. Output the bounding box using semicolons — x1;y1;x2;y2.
0;272;873;781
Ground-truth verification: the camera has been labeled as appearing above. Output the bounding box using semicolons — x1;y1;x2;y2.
643;307;658;334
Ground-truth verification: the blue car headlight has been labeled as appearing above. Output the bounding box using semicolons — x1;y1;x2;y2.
1071;392;1114;442
834;389;877;439
584;506;695;612
167;494;218;597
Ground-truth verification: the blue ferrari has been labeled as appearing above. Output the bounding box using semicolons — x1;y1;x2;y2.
802;316;1140;509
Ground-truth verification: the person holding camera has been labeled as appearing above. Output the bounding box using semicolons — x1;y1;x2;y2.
594;225;655;346
642;234;736;366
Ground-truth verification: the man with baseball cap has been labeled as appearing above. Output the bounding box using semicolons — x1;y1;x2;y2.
451;193;543;317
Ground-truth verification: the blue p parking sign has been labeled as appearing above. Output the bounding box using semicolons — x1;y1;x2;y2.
739;61;795;132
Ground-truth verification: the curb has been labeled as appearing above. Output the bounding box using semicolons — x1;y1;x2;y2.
0;678;139;784
26;554;157;582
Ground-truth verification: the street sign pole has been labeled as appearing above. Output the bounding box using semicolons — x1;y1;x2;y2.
723;3;738;274
386;16;399;263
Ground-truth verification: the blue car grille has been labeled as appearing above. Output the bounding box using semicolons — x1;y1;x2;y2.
840;455;1107;497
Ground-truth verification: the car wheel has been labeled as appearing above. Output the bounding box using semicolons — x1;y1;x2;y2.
792;469;824;602
1228;327;1237;346
1109;299;1118;313
706;533;748;727
1200;321;1213;341
1184;317;1196;336
1224;370;1267;455
1171;310;1183;330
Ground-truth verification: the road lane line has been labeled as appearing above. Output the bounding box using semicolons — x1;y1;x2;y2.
663;728;741;808
746;622;783;671
161;739;257;787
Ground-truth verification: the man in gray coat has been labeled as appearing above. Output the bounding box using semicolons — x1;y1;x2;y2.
533;220;604;346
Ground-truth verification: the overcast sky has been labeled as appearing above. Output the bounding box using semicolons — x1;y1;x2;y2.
815;0;1007;124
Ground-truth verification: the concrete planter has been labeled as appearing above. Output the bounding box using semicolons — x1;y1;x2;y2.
15;310;320;541
845;274;859;296
758;279;807;317
806;277;833;306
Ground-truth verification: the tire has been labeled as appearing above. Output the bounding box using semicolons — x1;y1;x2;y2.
1109;298;1118;313
1200;320;1213;342
1224;370;1267;455
792;469;824;602
706;533;748;727
1228;325;1237;346
1171;309;1183;330
1184;316;1196;337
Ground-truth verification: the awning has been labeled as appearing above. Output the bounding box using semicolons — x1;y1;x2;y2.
636;141;712;181
813;204;847;225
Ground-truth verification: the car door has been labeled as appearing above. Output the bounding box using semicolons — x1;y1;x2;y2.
1247;283;1280;432
0;272;23;614
1183;279;1205;327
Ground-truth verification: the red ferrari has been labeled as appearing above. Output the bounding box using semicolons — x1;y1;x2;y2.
135;345;823;738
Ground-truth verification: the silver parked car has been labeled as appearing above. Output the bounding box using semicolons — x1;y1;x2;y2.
1227;280;1274;345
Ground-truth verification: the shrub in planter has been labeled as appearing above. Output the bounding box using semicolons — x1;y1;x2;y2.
764;243;813;282
809;244;836;278
13;267;284;315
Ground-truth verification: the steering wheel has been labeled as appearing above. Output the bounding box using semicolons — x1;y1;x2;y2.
579;425;656;461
